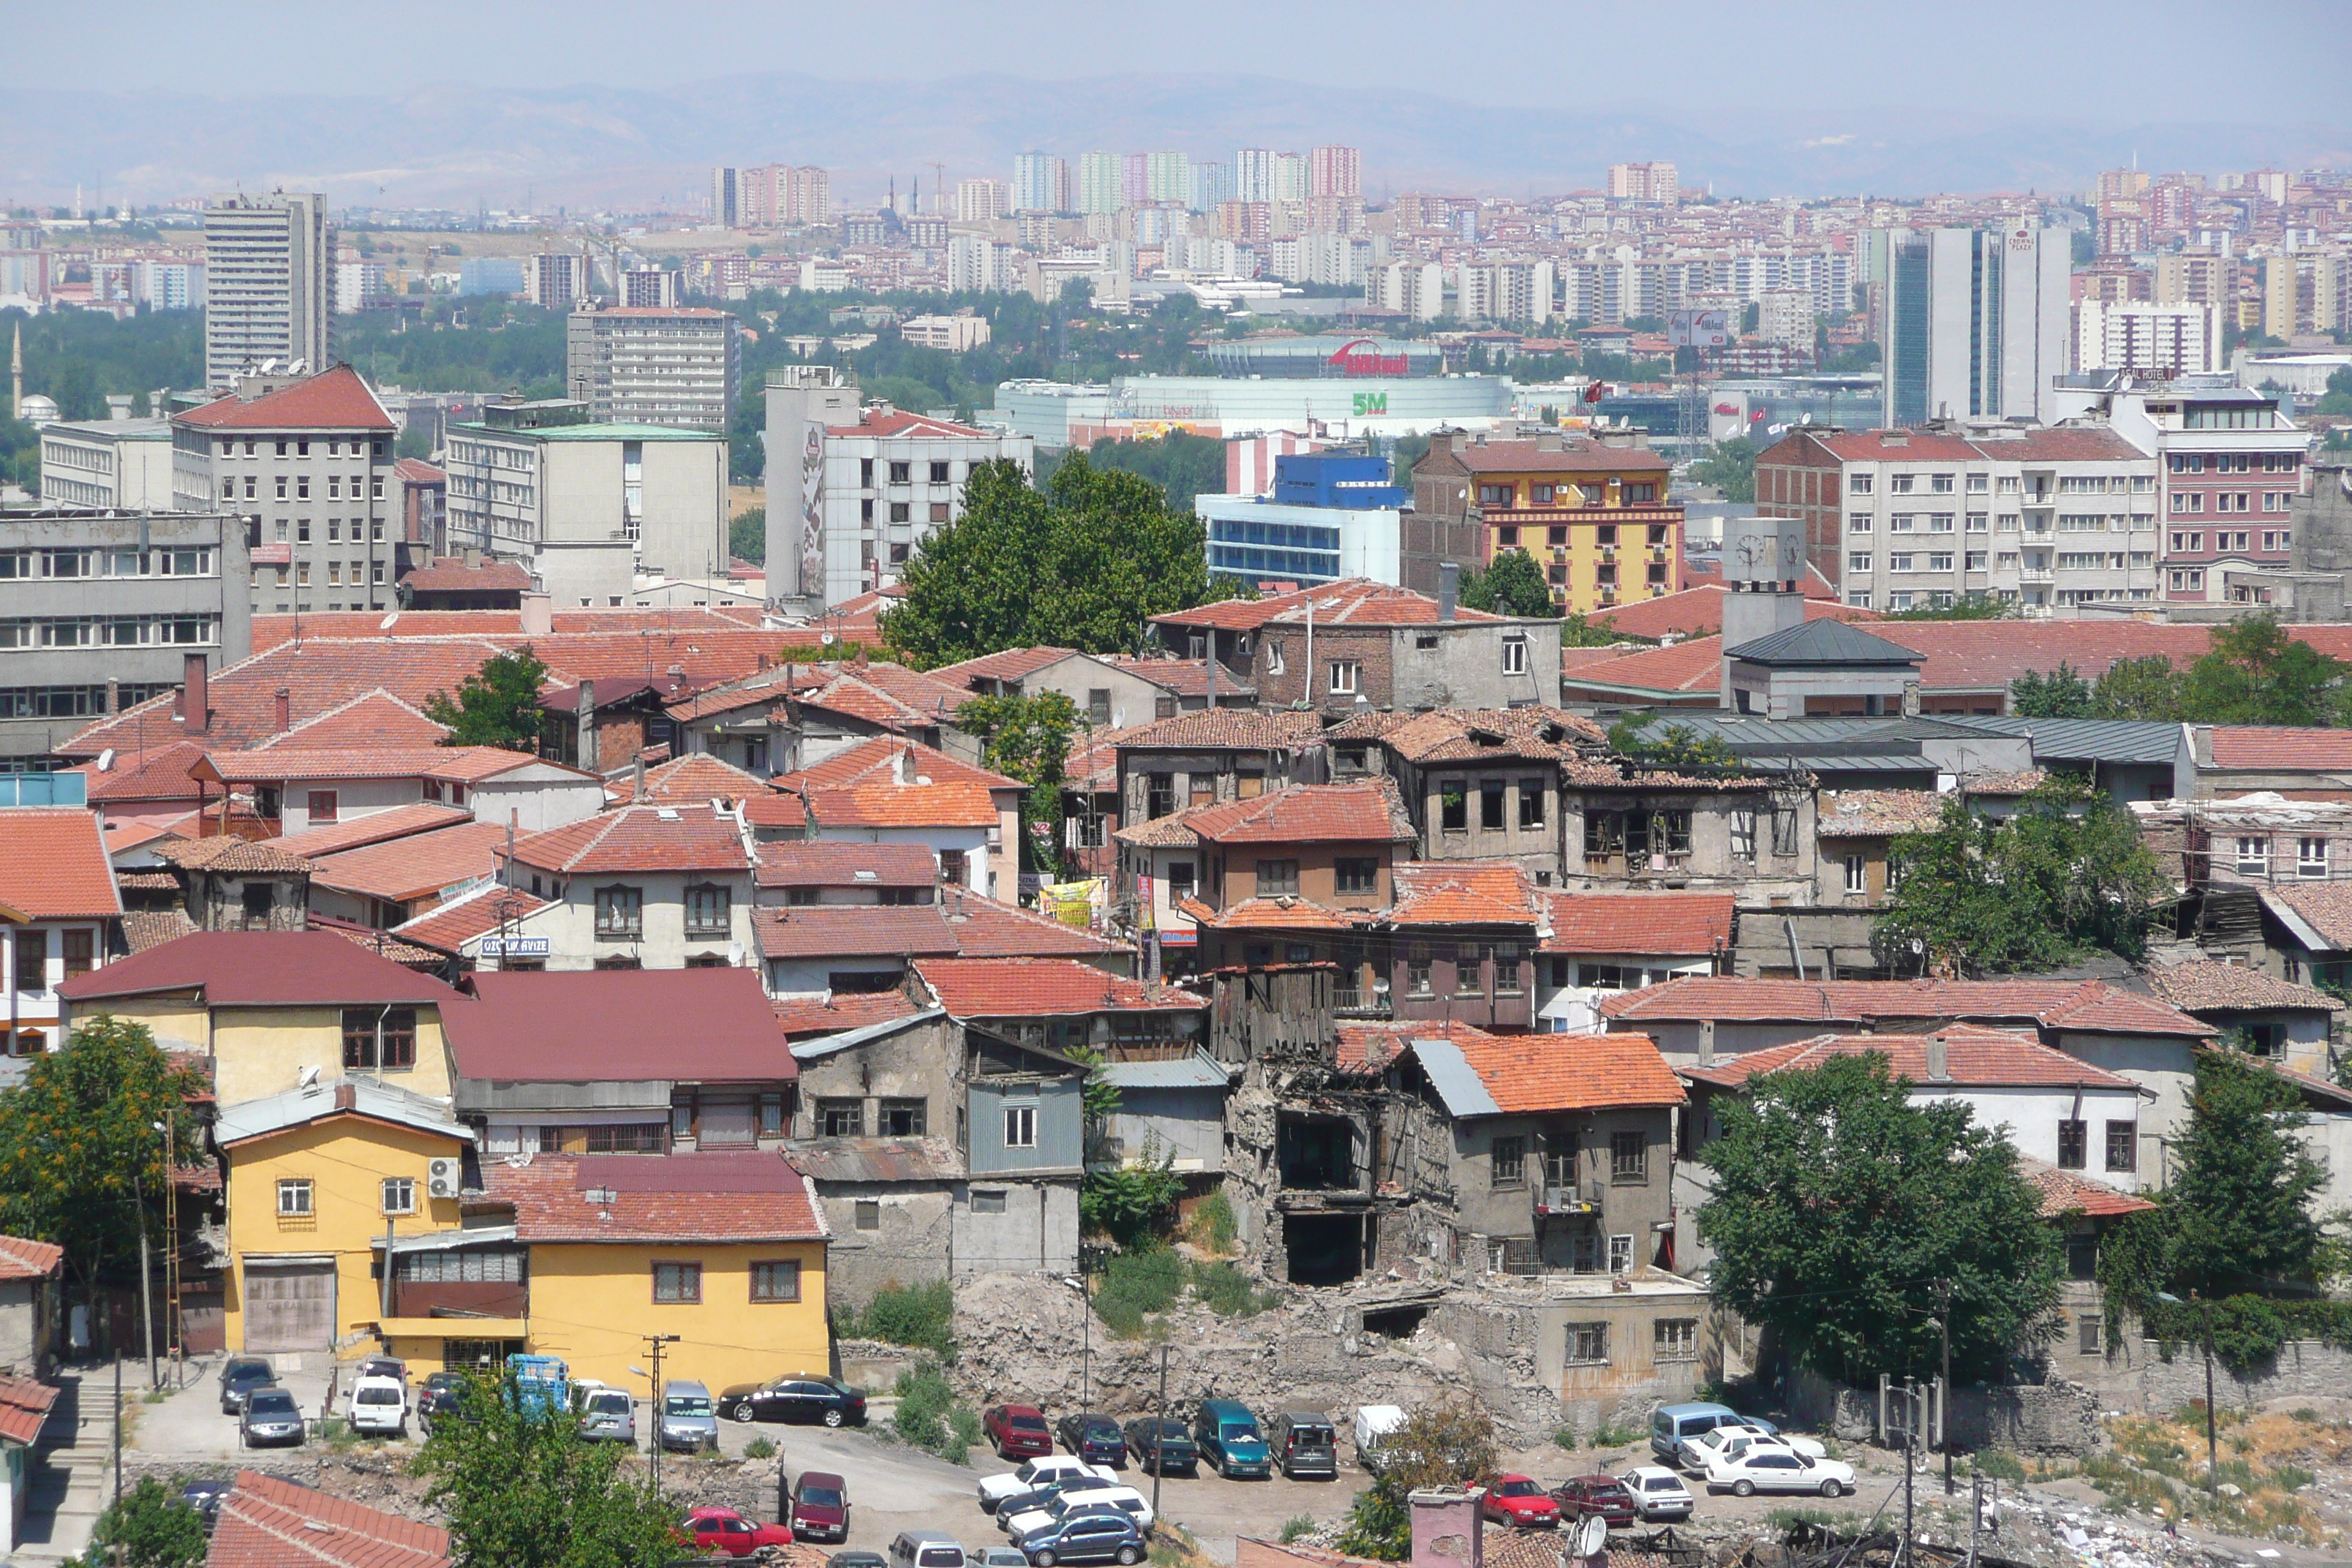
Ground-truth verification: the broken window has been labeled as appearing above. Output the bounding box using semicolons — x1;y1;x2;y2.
818;1100;864;1138
1480;781;1505;830
879;1099;926;1137
2057;1118;2087;1170
1279;1117;1355;1190
1771;805;1798;856
1441;785;1468;832
1518;780;1545;829
1583;811;1622;858
1730;807;1757;861
1147;774;1175;818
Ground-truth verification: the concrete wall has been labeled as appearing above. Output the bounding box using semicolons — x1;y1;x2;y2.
812;1182;955;1306
470;774;606;833
211;1003;453;1105
0;1279;50;1376
951;1179;1079;1275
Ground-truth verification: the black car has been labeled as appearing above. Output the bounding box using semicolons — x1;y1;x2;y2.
418;1372;472;1433
177;1478;230;1529
1056;1413;1127;1467
219;1357;275;1414
1122;1417;1196;1476
717;1373;867;1427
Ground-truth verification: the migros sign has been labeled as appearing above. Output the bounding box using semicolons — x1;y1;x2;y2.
1327;339;1410;377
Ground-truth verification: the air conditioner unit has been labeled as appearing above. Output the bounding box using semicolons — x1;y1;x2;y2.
426;1158;461;1200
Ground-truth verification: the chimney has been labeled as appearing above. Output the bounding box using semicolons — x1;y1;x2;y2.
1438;562;1458;623
1409;1488;1485;1568
1697;1018;1715;1068
519;589;552;638
577;679;598;772
180;653;209;734
633;749;648;802
897;744;917;785
1925;1035;1950;1083
274;687;292;734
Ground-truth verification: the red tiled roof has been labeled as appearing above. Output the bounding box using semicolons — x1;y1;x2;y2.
56;930;460;1007
1101;656;1222;698
1539;892;1734;956
391;883;551;950
932;893;1126;957
1592;583;1874;641
752;905;961;960
174;364;395;432
1390;862;1540;927
1602;977;2210;1037
151;836;312;874
123;909;197;954
1968;427;2149;462
768;736;1023;795
209;1471;451;1568
1183;895;1370;931
0;1376;58;1447
826;408;992;440
929;647;1084;686
2206;727;2352;769
0;1235;64;1282
2138;960;2342;1015
508;803;749;874
1795;429;1983;464
1180;782;1414;845
312;916;451;971
1153;578;1471;632
772;990;922;1039
399;556;535;592
914;957;1202;1019
0;810;124;919
198;745;542;784
802;780;998;830
753;840;937;889
1817;790;1948;838
1116;707;1327;750
2261;881;2352;950
1679;1025;2141;1090
1556;635;1726;697
2021;1159;2158;1219
616;752;767;806
391;458;445;485
67;739;209;802
1451;1028;1686;1113
482;1150;827;1244
260;802;474;859
448;968;790;1083
309;822;510;903
1326;705;1604;764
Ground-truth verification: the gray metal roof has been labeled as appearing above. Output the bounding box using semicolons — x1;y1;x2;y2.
790;1008;947;1061
1410;1039;1502;1120
1103;1052;1231;1091
215;1079;470;1146
1725;618;1925;667
1654;715;1975;753
1932;716;2185;766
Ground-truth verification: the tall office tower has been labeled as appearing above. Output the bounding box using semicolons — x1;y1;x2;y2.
1188;162;1232;214
1012;153;1071;214
1607;162;1680;204
1309;146;1361;200
1121;154;1151;211
525;252;589;309
957;178;1010;223
711;166;740;227
1076;152;1123;216
1234;149;1276;204
1145;151;1191;207
202;192;330;390
1272;153;1309;203
1880;221;2069;429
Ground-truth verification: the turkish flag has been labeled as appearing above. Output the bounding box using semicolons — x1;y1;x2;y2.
1582;381;1604;404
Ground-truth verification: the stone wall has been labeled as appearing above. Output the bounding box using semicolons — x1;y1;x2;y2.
1786;1365;2100;1456
2089;1335;2352;1414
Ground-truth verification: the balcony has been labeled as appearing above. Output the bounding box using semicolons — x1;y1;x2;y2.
1535;1183;1602;1216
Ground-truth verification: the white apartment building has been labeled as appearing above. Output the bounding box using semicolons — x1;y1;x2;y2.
1371;261;1446;322
1272;154;1308;204
2073;300;2220;378
900;314;992;352
525;253;589;309
1012;154;1071;215
1268;234;1365;287
203;192;330;391
1759;287;1816;346
1235;149;1278;205
957;179;1010;223
564;306;742;431
622;269;681;308
1455;261;1556;325
1077;152;1123;216
1309;146;1360;200
442;399;728;608
333;260;387;314
39;418;174;510
169;363;394;616
946;235;1020;293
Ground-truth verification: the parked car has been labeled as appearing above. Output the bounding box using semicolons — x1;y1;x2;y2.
1269;1412;1338;1480
219;1357;275;1415
788;1471;850;1543
971;1551;1031;1568
985;1403;1055;1460
177;1477;230;1529
577;1385;637;1444
1480;1475;1561;1529
682;1507;794;1556
1547;1475;1635;1527
1649;1403;1779;1466
1011;1512;1146;1567
418;1372;471;1434
1123;1417;1196;1477
240;1387;305;1449
888;1531;968;1568
1352;1404;1405;1474
995;1474;1120;1530
979;1457;1116;1513
1191;1398;1270;1479
1704;1449;1853;1499
1004;1487;1155;1540
1057;1413;1127;1467
1679;1422;1823;1473
660;1380;720;1453
719;1374;867;1427
347;1375;409;1439
1618;1466;1694;1522
830;1555;889;1568
355;1356;407;1382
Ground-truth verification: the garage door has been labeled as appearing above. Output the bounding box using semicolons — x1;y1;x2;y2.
244;1264;336;1353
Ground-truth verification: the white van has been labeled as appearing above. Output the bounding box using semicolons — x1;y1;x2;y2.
889;1531;968;1568
347;1375;407;1439
1353;1404;1406;1472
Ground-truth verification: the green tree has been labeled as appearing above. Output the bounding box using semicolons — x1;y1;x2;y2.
81;1476;206;1568
417;1373;680;1568
1686;437;1757;503
2179;611;2348;726
1336;1401;1498;1561
1560;611;1621;649
1457;549;1558;618
422;647;551;752
1607;711;1735;771
2314;365;2352;419
1082;432;1227;512
958;691;1076;878
1697;1054;2062;1385
2090;655;2187;721
728;506;766;565
1880;593;2011;621
886;454;1222;667
2010;663;2096;718
2166;1047;2327;1297
395;422;436;461
0;1018;203;1328
1876;776;2168;975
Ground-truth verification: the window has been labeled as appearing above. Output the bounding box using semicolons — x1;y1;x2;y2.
1480;781;1505;830
970;1188;1006;1214
1441;785;1467;832
1849;552;1872;573
1890;474;1915;494
1730;807;1757;861
888;502;911;524
1003;1104;1037;1148
241;883;274;924
1655;1318;1698;1361
277;1179;313;1217
342;1007;417;1071
818;1099;864;1137
751;1260;802;1302
2057;1118;2087;1170
1490;1136;1526;1190
306;790;339;825
854;1201;881;1231
1264;641;1285;676
1407;957;1432;996
1327;660;1359;696
1844;853;1867;896
1849;516;1872;536
1335;857;1378;895
1518;781;1545;829
653;1262;701;1303
1565;1322;1608;1365
61;929;92;978
1849;473;1873;495
382;1177;415;1215
584;1123;664;1153
1501;637;1528;675
2105;1120;2136;1173
1584;810;1621;858
1494;943;1523;995
1454;944;1485;996
1608;1233;1635;1273
878;1099;927;1137
8;930;42;994
595;885;644;939
1477;483;1515;506
684;883;731;937
888;461;911;483
1147;774;1174;818
2236;837;2269;875
2078;1314;2103;1355
1928;553;1954;573
1610;1130;1647;1183
1255;859;1299;896
1166;862;1195;901
2300;837;2329;878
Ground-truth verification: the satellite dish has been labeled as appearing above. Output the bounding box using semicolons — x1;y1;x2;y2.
1576;1513;1607;1558
380;613;400;630
96;749;115;773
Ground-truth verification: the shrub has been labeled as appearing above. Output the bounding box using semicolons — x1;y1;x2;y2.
1971;1449;2027;1482
843;1280;956;1356
744;1436;776;1460
1190;1259;1278;1317
1551;1426;1580;1450
83;1475;206;1568
1589;1424;1640;1450
1280;1517;1315;1544
1093;1247;1187;1337
1188;1191;1238;1255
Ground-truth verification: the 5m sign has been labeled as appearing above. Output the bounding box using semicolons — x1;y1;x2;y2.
1351;391;1389;416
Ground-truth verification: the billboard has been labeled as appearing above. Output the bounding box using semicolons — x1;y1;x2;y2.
1668;309;1730;350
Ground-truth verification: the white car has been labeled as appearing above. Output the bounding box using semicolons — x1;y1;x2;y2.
1620;1466;1694;1521
1679;1422;1824;1471
1705;1447;1853;1499
347;1375;408;1438
978;1457;1117;1513
1004;1487;1156;1541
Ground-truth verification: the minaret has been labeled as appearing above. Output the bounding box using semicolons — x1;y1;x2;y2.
9;324;20;421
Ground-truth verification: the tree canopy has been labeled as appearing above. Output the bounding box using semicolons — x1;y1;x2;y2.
1875;776;2170;975
957;691;1077;878
1458;549;1558;619
83;1475;206;1568
1686;437;1757;503
1696;1053;2062;1385
1606;711;1736;771
2013;614;2352;725
884;453;1229;668
1335;1400;1499;1561
2010;663;2097;719
423;647;552;751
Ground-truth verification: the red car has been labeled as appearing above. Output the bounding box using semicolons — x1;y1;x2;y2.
1481;1475;1561;1529
682;1507;794;1557
984;1403;1054;1459
1549;1475;1639;1527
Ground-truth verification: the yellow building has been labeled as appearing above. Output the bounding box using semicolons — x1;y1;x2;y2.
57;930;464;1105
1411;431;1683;614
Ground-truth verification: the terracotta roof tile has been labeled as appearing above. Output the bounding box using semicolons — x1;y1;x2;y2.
508;803;749;874
1603;976;2210;1037
1389;862;1541;927
929;647;1084;685
0;1375;57;1447
1116;707;1326;751
309;822;510;903
615;752;768;806
0;809;123;919
1556;635;1727;697
1178;781;1416;845
1186;896;1371;931
1590;581;1860;641
1450;1028;1686;1113
932;894;1126;957
251;690;451;751
1539;891;1734;956
2021;1158;2158;1219
0;1235;64;1282
151;835;313;875
122;909;197;954
399;557;535;592
1327;705;1605;764
802;780;999;830
311;916;452;970
208;1471;450;1568
1152;578;1488;632
2207;726;2352;770
1817;790;1948;839
175;365;394;432
753;840;937;889
2263;881;2352;950
914;957;1202;1019
1679;1025;2141;1090
2138;960;2340;1016
391;883;551;950
447;969;789;1083
1436;436;1671;475
67;740;209;802
1100;656;1223;697
771;991;922;1039
260;802;474;859
769;736;1023;794
480;1151;827;1244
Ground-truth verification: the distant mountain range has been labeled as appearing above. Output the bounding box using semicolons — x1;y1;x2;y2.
4;72;2345;213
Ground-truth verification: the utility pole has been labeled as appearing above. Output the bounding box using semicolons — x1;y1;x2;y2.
1150;1341;1169;1526
111;1352;122;1510
134;1171;154;1389
2195;1292;2217;1506
1900;1379;1917;1568
158;1119;179;1385
642;1334;679;1497
1965;1474;1983;1568
1934;1278;1954;1495
382;1215;395;1319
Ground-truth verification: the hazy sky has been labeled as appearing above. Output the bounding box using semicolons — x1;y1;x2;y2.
5;0;2346;126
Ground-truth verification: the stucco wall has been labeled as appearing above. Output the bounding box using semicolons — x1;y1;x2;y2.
524;1237;829;1392
211;1005;453;1105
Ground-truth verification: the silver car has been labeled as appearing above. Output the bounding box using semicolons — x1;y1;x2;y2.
241;1387;306;1448
660;1380;719;1453
577;1386;637;1444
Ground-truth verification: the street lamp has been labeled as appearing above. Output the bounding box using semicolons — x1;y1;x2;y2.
2155;1292;2217;1505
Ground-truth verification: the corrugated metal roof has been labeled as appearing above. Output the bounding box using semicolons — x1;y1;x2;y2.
1411;1039;1503;1119
782;1136;964;1183
215;1080;470;1147
1934;715;2185;766
789;1008;946;1061
1103;1052;1231;1090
